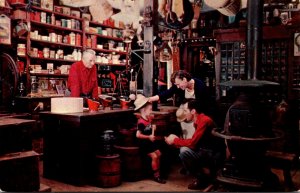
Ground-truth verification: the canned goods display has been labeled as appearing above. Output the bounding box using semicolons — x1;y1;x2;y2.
17;44;26;56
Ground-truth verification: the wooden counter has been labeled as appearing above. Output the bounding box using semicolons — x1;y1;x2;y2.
0;118;35;155
39;109;136;186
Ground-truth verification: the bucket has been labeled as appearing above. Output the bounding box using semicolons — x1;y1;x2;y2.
95;154;121;188
114;145;143;181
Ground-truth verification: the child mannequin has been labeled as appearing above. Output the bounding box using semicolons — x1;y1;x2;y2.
134;94;166;184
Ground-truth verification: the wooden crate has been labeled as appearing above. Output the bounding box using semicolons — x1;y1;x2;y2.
0;118;35;155
0;151;40;192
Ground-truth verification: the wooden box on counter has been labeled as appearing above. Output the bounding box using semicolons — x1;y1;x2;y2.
0;151;40;192
0;118;35;155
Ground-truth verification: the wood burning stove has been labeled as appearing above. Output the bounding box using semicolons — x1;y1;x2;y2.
212;0;283;190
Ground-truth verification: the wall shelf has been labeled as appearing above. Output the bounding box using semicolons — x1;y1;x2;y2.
30;39;83;48
31;20;82;33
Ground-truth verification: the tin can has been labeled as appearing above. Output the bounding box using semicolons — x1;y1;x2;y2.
67;19;71;29
75;33;81;46
55;20;61;26
57;35;62;43
71;19;76;29
32;48;38;57
50;50;55;58
17;44;26;56
43;47;50;58
75;20;81;30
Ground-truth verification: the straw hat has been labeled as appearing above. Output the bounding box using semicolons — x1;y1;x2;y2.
176;108;187;122
134;94;149;111
204;0;247;16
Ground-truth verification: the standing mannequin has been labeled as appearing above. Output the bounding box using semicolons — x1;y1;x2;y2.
68;49;98;106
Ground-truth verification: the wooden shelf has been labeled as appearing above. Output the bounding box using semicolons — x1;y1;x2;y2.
89;48;127;55
11;2;129;96
96;63;126;67
9;2;26;8
31;20;82;33
0;6;12;13
29;56;76;63
31;5;82;20
88;20;124;30
30;73;68;77
30;38;83;48
85;32;123;41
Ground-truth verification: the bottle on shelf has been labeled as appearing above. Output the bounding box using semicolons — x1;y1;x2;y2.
51;13;55;25
77;50;82;61
18;82;26;96
70;32;75;45
72;49;78;61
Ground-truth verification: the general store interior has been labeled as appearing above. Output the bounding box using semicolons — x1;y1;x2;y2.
0;0;300;192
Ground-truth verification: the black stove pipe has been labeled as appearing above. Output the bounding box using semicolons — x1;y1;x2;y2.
246;0;264;80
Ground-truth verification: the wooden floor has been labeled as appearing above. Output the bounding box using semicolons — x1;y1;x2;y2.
39;159;300;192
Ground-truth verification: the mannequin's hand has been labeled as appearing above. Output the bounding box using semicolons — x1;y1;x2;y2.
164;134;178;145
149;134;155;142
148;95;159;103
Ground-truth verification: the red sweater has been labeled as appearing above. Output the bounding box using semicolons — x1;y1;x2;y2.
67;61;98;99
173;113;215;149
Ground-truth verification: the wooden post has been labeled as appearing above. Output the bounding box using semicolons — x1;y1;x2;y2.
143;0;158;98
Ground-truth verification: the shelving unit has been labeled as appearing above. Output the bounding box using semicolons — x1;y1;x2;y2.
10;2;128;95
214;26;293;101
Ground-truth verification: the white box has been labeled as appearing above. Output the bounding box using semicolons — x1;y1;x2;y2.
51;97;83;113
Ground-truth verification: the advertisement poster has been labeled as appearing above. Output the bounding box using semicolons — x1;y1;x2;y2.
0;14;11;45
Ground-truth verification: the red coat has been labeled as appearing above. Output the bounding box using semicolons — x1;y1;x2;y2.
67;61;98;99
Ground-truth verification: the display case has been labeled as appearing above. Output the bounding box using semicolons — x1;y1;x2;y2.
214;26;292;101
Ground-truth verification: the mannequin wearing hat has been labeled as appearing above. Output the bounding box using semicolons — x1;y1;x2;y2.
165;99;225;190
134;94;166;184
176;103;195;139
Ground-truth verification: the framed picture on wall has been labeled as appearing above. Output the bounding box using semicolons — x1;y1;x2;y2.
56;85;64;95
0;14;11;45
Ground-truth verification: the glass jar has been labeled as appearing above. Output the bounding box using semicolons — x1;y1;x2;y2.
17;44;26;56
43;47;50;58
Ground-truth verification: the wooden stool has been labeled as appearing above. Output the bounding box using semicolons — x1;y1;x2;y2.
265;150;298;189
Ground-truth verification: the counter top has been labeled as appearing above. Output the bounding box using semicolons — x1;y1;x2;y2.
39;108;134;118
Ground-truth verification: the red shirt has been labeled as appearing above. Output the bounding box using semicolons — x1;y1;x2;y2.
67;60;98;99
173;113;215;149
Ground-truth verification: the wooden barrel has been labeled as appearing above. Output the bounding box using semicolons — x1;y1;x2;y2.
114;145;143;181
117;127;138;147
158;106;178;123
134;111;171;136
151;111;171;136
95;154;121;188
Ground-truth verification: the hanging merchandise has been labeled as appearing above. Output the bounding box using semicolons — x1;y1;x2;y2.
0;14;11;45
164;0;194;29
155;41;172;62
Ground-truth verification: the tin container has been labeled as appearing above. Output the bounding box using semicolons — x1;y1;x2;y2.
57;35;62;43
43;47;50;58
17;44;26;56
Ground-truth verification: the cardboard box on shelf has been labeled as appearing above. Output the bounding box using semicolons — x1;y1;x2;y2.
41;0;53;11
62;6;71;15
54;5;63;13
13;10;27;20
